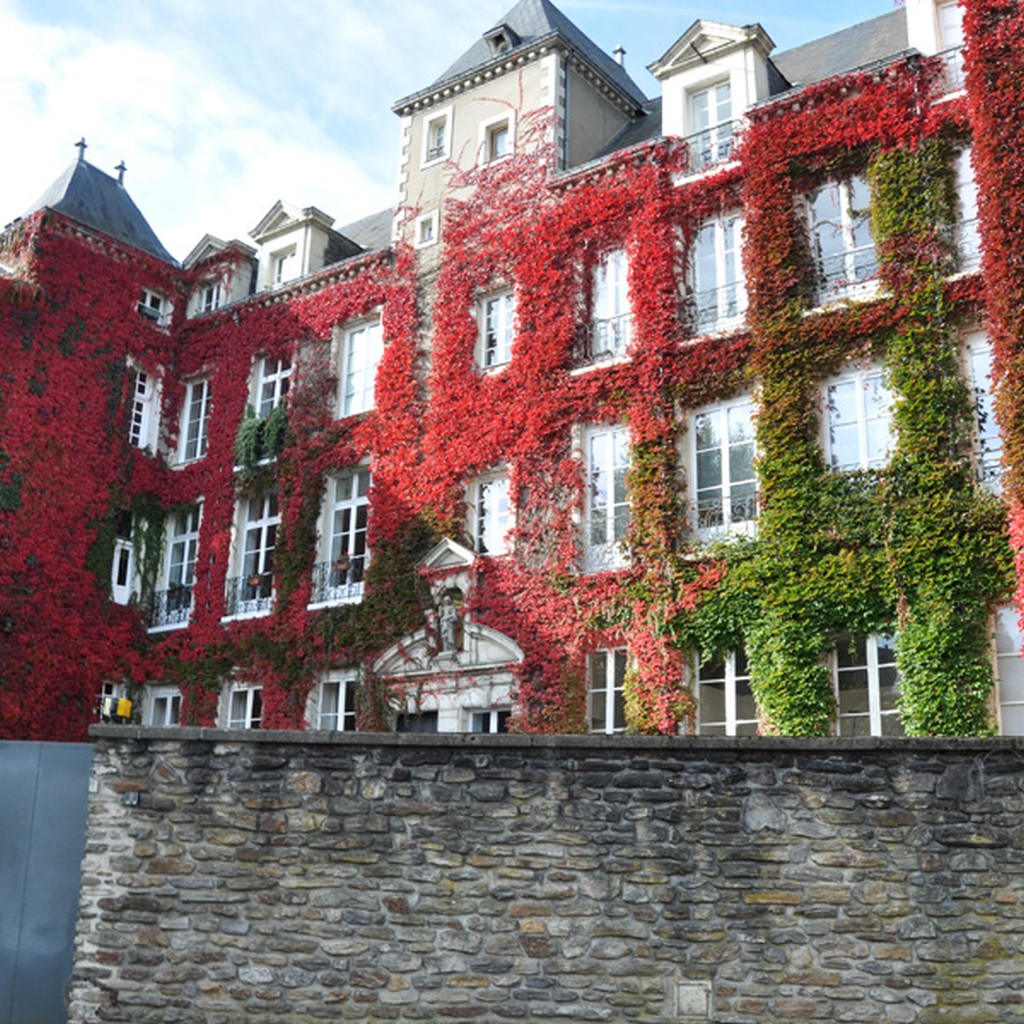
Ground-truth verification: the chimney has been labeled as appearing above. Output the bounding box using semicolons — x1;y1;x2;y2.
613;44;626;67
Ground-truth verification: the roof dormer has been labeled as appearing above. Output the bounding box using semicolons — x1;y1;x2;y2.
649;20;775;167
484;22;521;56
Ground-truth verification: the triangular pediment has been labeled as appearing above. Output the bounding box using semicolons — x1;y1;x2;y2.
648;20;774;80
421;538;477;571
374;620;524;679
250;200;303;242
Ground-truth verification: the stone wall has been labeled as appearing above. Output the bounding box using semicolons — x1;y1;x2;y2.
70;729;1024;1023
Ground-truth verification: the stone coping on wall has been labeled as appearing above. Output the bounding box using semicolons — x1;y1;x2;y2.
89;723;1024;753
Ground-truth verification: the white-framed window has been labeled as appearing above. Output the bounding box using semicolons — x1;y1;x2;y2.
128;363;159;451
479;290;515;370
938;0;965;90
198;281;222;314
98;681;131;723
687;81;733;173
468;709;511;733
588;648;626;734
954;147;981;273
253;356;291;419
833;634;902;737
584;249;631;362
480;113;513;163
824;367;894;470
339;318;384;418
415;210;439;248
111;509;135;606
697;648;757;736
965;332;1002;486
226;491;278;618
689;213;745;335
583;424;630;572
312;469;370;605
178;378;211;463
809;175;877;303
150;505;200;631
994;606;1024;735
138;287;172;327
691;398;757;540
315;675;357;731
422;107;452;165
469;471;511;555
227;684;263;729
272;247;297;287
148;687;182;727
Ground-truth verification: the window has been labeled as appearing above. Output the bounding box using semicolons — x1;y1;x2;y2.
938;1;965;90
396;711;439;733
824;367;894;470
955;148;981;273
470;472;511;555
148;687;181;727
965;332;1002;485
316;676;356;731
272;248;297;287
588;649;626;734
226;491;278;617
697;648;757;736
179;379;211;463
98;681;132;723
581;249;630;363
469;709;511;733
482;116;512;163
688;81;733;173
128;364;158;451
339;319;384;417
198;281;222;314
479;290;515;369
254;356;291;419
833;635;902;737
691;398;756;540
994;607;1024;735
227;685;263;729
584;425;630;572
809;176;877;302
688;214;745;334
110;509;135;606
416;211;438;248
150;506;199;630
312;470;370;605
423;108;452;165
138;287;172;327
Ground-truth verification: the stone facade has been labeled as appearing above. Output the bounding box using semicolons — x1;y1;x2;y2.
71;729;1024;1022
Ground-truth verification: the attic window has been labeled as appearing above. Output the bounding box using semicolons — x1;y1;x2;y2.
484;23;520;56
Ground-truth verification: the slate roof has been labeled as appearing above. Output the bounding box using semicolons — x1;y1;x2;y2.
398;0;646;110
772;9;908;89
338;207;394;253
23;156;177;265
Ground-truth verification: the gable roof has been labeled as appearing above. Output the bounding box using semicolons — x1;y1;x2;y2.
396;0;646;112
23;156;176;265
772;9;908;89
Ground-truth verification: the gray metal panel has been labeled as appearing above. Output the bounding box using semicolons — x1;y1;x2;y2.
0;742;92;1024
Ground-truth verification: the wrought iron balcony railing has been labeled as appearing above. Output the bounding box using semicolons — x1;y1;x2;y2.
148;585;192;630
685;283;746;336
310;558;366;605
691;492;758;542
684;121;738;176
224;573;274;618
816;244;878;303
574;313;632;366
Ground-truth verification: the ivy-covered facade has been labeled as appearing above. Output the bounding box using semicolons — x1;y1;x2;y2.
2;0;1023;741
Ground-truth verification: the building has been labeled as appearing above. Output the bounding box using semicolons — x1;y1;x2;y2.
1;0;1022;741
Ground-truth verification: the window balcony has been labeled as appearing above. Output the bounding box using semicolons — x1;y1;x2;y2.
574;314;632;366
691;493;758;544
939;46;965;93
957;217;982;273
309;559;365;607
148;585;193;631
686;283;746;336
224;574;274;618
582;524;630;574
815;245;878;304
684;121;738;176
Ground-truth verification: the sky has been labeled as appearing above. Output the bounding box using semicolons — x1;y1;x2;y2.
0;0;900;263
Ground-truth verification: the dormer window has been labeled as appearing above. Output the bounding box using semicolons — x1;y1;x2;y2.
272;247;297;287
138;288;171;327
484;23;520;56
422;108;452;166
199;281;222;313
688;82;733;174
